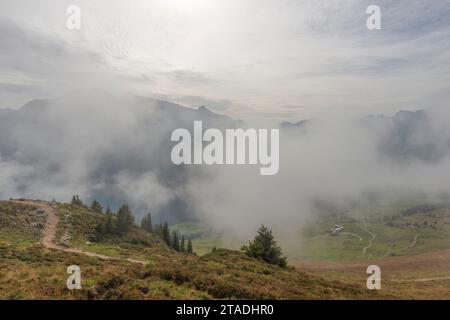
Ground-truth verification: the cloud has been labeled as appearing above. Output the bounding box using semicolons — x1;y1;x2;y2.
160;70;217;87
0;158;34;199
1;0;449;118
158;95;233;112
0;19;121;107
0;90;450;239
113;171;175;214
184;106;450;238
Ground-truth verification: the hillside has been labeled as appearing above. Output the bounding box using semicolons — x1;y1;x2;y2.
182;202;450;261
0;200;383;300
171;203;450;299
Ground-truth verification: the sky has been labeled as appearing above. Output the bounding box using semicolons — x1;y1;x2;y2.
1;0;450;121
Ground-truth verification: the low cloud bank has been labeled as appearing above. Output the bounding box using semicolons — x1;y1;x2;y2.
0;93;449;235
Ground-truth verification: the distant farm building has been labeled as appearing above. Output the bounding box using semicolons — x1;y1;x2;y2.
329;224;344;235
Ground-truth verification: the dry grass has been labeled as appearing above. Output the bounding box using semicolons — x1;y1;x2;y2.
0;200;385;300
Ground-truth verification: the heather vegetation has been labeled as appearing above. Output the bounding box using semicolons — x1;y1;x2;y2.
0;199;383;299
71;196;194;254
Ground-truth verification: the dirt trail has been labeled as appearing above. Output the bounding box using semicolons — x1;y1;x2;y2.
357;224;376;258
305;233;329;241
382;233;420;259
341;232;363;241
11;200;147;265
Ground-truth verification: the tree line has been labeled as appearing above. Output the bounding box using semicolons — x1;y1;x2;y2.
71;195;193;253
71;196;288;267
141;213;193;253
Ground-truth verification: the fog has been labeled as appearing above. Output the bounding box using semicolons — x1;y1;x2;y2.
186;107;450;237
1;91;450;238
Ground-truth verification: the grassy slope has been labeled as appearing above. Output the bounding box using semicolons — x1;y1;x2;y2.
183;205;450;262
169;205;450;300
0;201;383;300
293;206;450;261
55;203;167;260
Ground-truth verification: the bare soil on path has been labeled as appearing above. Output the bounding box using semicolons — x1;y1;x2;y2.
11;200;147;265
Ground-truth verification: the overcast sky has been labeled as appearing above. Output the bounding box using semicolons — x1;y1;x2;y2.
1;0;449;121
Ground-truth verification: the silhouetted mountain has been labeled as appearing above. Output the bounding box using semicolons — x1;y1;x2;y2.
362;110;449;162
0;96;236;223
280;119;311;130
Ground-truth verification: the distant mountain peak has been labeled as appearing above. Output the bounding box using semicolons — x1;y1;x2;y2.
198;105;212;113
280;119;311;129
21;99;51;109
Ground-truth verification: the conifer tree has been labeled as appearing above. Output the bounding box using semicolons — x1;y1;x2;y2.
241;225;287;268
180;235;186;252
146;213;153;232
71;195;84;207
90;199;103;213
162;222;171;246
172;230;180;251
117;204;134;233
105;211;114;234
94;222;105;241
187;239;193;254
140;213;153;233
141;215;147;230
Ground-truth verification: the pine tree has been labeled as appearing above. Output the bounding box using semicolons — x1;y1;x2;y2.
180;235;186;252
147;213;153;232
140;215;147;230
94;222;105;242
105;211;114;234
90;199;103;213
71;195;84;207
162;222;171;246
140;213;153;233
172;231;180;251
117;204;134;234
187;239;193;254
241;225;287;268
154;223;163;237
